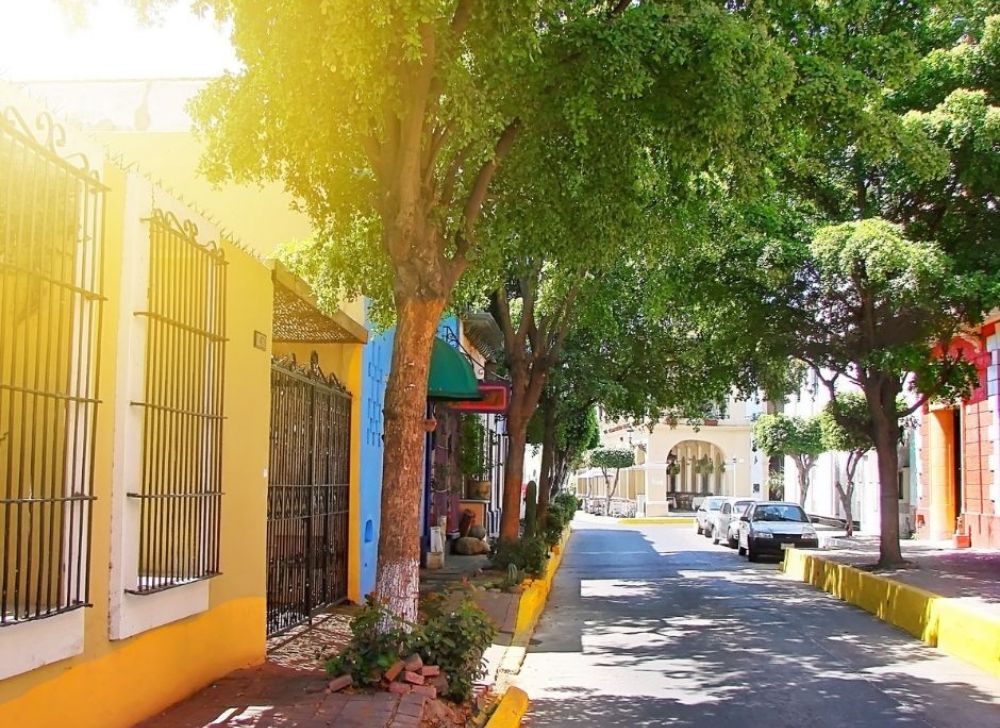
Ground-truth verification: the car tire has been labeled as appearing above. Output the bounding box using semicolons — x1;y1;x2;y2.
696;524;703;535
704;526;713;539
727;535;738;549
747;543;759;563
712;529;720;545
737;544;746;556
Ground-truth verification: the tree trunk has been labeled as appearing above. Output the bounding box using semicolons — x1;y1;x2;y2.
864;375;904;567
374;294;446;622
606;468;622;514
498;360;548;540
795;456;810;507
537;397;557;524
500;409;529;541
833;480;854;537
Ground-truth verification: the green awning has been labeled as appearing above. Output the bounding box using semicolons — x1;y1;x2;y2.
428;338;482;401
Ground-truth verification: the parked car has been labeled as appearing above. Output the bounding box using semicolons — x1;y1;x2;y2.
695;496;727;536
737;502;818;562
724;499;756;548
710;498;755;546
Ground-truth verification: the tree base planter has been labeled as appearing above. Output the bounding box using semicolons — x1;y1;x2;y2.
468;480;492;500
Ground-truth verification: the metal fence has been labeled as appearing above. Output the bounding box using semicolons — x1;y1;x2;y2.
267;354;351;637
128;209;227;594
0;107;106;624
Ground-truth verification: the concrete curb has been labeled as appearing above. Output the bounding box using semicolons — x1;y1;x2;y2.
483;528;572;727
483;687;529;728
618;517;696;526
782;549;1000;679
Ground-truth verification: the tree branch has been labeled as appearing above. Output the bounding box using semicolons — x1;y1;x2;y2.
461;119;520;239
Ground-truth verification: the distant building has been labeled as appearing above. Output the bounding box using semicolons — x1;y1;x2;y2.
576;394;768;514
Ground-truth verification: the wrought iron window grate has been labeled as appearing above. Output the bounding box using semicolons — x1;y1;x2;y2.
1;107;106;625
127;209;226;594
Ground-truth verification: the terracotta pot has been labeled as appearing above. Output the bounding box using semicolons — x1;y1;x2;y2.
467;479;491;500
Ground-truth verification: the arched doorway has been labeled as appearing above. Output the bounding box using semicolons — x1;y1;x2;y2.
666;441;728;496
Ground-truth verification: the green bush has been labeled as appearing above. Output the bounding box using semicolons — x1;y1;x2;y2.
524;481;538;537
326;597;415;687
541;491;577;547
327;596;496;702
490;535;548;576
415;598;496;701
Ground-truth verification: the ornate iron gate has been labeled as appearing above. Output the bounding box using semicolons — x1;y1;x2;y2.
266;353;351;637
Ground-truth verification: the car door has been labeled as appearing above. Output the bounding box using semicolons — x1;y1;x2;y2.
739;504;754;548
719;502;731;532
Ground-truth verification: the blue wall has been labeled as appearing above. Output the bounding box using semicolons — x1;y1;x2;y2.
359;307;394;598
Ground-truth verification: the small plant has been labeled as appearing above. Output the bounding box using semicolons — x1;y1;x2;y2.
326;597;414;686
459;414;487;479
490;535;548;576
414;598;497;701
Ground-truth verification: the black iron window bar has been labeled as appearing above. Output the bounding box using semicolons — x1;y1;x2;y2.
266;353;351;637
126;209;227;595
1;107;106;625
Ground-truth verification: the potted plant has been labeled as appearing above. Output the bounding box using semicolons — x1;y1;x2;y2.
459;414;491;499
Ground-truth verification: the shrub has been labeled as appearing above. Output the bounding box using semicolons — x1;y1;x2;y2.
328;596;496;703
414;598;496;701
326;597;414;686
490;535;548;576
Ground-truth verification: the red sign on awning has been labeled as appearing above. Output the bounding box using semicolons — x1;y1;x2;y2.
446;383;509;413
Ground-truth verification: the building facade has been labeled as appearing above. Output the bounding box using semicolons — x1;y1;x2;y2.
916;313;1000;548
577;395;768;514
0;84;370;727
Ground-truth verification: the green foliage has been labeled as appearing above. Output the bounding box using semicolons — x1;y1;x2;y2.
490;535;548;577
326;597;415;687
524;481;538;538
753;415;824;459
458;414;487;479
327;595;496;702
589;447;635;471
417;598;497;701
819;392;875;456
542;491;578;549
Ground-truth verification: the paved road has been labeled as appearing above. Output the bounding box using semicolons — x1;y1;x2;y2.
518;515;1000;727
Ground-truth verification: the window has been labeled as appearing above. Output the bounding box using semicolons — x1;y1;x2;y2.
0;108;105;625
128;209;226;593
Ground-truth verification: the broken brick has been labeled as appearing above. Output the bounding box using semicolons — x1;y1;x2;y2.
326;674;353;693
411;684;437;699
384;660;406;682
403;671;425;685
420;665;440;678
388;681;411;695
403;653;423;672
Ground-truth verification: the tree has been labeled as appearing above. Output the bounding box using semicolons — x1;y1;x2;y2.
589;447;635;514
818;393;873;537
753;414;824;507
787;221;982;562
175;0;795;620
721;4;999;567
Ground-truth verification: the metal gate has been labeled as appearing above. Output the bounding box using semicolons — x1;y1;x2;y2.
266;353;351;637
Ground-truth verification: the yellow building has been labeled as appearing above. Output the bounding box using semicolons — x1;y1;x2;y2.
0;85;367;727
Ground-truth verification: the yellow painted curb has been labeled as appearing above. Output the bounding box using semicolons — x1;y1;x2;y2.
515;528;569;634
783;549;1000;679
485;686;529;728
619;517;696;526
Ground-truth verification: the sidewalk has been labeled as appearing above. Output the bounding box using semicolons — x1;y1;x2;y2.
140;556;522;728
820;534;1000;620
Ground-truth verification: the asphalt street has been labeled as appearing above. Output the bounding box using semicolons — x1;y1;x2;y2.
518;515;1000;727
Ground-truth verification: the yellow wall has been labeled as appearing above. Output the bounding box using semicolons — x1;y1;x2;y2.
927;408;957;540
0;162;273;728
271;341;365;602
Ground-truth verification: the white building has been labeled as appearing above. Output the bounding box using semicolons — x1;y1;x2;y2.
576;394;769;515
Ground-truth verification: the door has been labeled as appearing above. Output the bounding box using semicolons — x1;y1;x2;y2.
266;354;352;637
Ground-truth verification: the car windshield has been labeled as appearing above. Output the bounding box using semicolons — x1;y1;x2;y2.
734;501;753;511
706;499;723;511
752;504;808;523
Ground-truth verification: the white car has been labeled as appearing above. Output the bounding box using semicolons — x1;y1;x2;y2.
737;501;819;562
695;496;727;537
710;498;755;547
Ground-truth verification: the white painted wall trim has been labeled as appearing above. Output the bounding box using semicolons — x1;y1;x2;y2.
107;175;216;640
0;610;84;680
